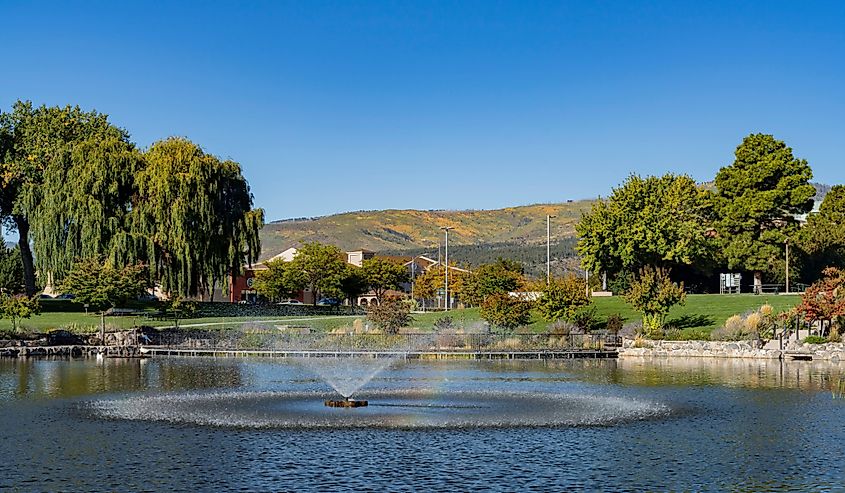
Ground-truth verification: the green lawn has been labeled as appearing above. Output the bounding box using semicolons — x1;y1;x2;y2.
6;293;800;335
414;294;800;333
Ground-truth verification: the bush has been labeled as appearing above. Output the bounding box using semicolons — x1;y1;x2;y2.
547;319;582;336
804;335;827;344
606;313;624;335
662;328;710;341
366;296;413;334
434;315;454;330
536;276;590;322
625;266;685;336
711;313;760;341
619;321;643;339
480;293;532;332
710;306;779;341
572;306;598;332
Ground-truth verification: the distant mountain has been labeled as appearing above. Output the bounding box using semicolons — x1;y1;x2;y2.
259;200;594;261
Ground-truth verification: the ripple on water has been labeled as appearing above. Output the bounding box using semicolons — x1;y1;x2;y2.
86;389;671;430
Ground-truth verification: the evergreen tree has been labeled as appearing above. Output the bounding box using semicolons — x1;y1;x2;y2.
715;134;815;290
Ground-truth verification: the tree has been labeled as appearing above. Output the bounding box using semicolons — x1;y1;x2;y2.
537;275;591;322
576;173;714;280
339;264;369;305
253;259;297;302
798;267;845;339
459;258;524;306
129;137;264;298
799;185;845;280
625;266;686;336
0;294;40;333
480;293;532;332
366;295;412;334
0;101;127;295
714;134;815;291
362;257;409;303
0;245;24;294
412;264;467;308
60;259;150;311
286;242;347;304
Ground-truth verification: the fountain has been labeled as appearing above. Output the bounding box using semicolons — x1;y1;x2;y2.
86;323;672;429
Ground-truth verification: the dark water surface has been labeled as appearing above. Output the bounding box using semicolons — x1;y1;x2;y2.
2;356;844;492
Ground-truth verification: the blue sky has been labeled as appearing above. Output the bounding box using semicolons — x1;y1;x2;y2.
1;0;843;221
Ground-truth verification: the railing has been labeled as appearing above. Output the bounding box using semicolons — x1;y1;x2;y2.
148;330;620;352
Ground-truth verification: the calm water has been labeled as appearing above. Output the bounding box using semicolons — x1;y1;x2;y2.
2;356;844;492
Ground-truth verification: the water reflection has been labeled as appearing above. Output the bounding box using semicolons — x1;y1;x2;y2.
0;358;244;399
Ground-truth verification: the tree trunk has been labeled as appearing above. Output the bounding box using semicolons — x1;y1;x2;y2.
753;271;763;294
14;215;37;296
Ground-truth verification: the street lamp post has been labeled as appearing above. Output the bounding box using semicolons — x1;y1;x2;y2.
785;239;790;294
440;226;453;311
547;214;556;284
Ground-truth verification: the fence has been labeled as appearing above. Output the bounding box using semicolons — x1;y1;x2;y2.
149;330;621;352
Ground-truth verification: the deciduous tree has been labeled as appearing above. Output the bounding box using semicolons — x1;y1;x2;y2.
537;275;591;322
576;173;713;280
0;294;40;333
286;242;347;304
798;267;845;339
129;137;264;297
362;257;409;303
480;293;532;332
60;259;150;311
0;101;127;295
625;266;685;336
253;259;297;302
459;258;524;306
366;295;412;334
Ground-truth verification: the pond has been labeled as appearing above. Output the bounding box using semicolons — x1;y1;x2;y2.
1;356;843;491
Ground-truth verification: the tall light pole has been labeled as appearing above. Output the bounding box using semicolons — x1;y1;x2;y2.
785;239;790;294
440;226;453;311
547;215;556;284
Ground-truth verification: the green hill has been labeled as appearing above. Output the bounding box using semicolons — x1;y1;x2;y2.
259;200;595;260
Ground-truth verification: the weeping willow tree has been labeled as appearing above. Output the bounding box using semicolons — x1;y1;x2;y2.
0;100;129;295
129;137;264;298
26;135;142;281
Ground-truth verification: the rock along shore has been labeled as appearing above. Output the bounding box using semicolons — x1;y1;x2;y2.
619;339;845;361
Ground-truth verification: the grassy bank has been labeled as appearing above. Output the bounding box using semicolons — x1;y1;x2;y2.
4;293;800;335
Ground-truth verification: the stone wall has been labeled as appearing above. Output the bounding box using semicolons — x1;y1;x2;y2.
619;339;781;359
782;342;845;362
619;339;845;361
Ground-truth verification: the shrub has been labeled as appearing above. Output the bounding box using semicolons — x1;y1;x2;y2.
662;327;710;341
619;322;643;339
366;296;413;334
711;312;760;341
434;315;454;330
606;313;624;335
537;275;590;322
547;319;580;335
625;266;685;337
572;306;598;332
804;335;827;344
480;293;532;332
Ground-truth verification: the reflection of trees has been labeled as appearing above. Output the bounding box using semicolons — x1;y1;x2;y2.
0;358;243;398
155;360;243;391
613;357;845;392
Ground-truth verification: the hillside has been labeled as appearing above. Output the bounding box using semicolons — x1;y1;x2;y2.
259;200;595;260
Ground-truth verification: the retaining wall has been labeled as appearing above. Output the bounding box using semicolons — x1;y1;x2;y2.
619;339;845;361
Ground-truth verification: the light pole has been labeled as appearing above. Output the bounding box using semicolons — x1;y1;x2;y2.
547;214;556;284
440;226;453;311
785;239;790;294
